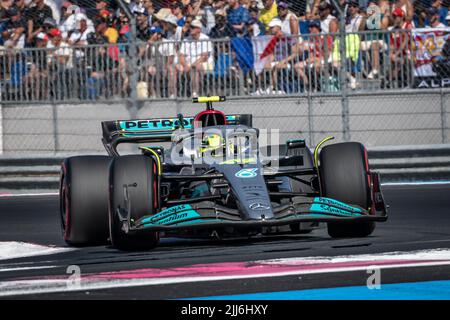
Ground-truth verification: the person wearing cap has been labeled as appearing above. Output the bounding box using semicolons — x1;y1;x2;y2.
59;5;84;39
26;0;54;44
278;1;299;36
390;7;412;30
388;7;412;87
294;19;333;89
161;13;183;41
209;9;233;38
226;0;250;36
259;0;277;30
68;14;95;46
262;17;299;94
2;6;26;49
137;25;164;98
60;1;73;25
245;17;265;37
427;7;446;28
46;27;73;72
346;0;364;32
132;6;150;41
24;31;50;100
317;1;337;34
170;1;186;27
177;19;213;97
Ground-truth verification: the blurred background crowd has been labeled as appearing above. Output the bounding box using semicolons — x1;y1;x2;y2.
1;0;449;100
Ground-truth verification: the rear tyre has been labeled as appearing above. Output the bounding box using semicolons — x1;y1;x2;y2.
109;155;160;251
320;142;375;238
60;156;111;246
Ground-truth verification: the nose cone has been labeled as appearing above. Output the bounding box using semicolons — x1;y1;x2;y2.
215;164;274;220
247;202;273;220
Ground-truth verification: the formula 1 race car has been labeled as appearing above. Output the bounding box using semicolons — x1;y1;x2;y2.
59;96;387;250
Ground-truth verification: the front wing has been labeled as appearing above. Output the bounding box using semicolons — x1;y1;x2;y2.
121;197;387;233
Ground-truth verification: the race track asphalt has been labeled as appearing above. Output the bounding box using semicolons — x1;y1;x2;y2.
0;184;449;299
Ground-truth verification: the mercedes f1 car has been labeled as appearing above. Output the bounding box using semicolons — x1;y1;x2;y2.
59;96;387;250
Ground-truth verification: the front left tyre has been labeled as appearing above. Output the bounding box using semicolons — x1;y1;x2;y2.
109;155;160;251
60;156;112;246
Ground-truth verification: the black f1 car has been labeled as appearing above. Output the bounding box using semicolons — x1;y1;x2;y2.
59;96;387;250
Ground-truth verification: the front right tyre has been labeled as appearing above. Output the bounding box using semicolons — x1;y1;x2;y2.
320;142;375;238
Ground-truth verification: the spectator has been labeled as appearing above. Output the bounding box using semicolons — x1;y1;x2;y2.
388;8;411;87
47;28;73;69
41;17;57;37
278;1;299;36
248;6;266;33
176;19;213;97
59;5;83;39
431;0;448;26
161;14;183;40
59;2;73;26
68;14;95;46
14;0;28;16
246;17;266;37
2;6;26;49
199;0;216;34
47;28;74;99
362;1;389;79
85;33;119;99
142;0;156;26
266;18;296;94
181;14;195;37
0;0;13;20
158;26;178;98
303;0;320;20
294;20;332;89
427;7;447;28
432;36;450;78
27;0;54;44
209;9;234;39
141;26;164;98
95;0;109;16
133;6;150;41
318;1;338;34
393;0;413;23
259;0;278;31
170;1;185;26
227;0;250;36
345;0;364;32
25;32;49;99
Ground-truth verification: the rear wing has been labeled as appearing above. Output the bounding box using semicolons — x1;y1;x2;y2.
101;114;252;156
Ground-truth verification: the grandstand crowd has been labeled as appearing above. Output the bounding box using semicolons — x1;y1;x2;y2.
1;0;450;99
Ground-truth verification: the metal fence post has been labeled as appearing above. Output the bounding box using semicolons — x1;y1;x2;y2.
118;0;138;118
307;93;314;147
52;103;58;154
331;0;351;142
441;89;448;144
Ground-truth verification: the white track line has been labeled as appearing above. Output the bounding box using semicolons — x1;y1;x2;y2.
0;242;73;261
1;248;450;297
0;266;57;273
0;192;58;198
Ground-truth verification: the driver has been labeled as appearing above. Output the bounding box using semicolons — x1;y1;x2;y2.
200;133;227;157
